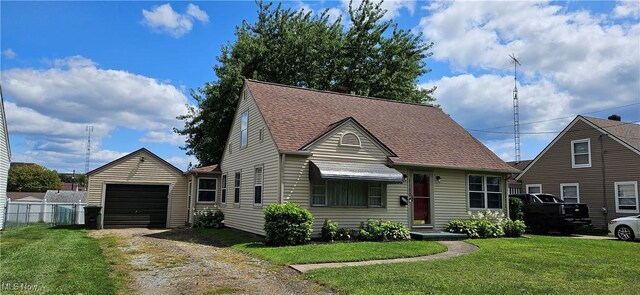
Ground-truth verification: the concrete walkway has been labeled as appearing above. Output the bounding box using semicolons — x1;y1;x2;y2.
289;240;479;273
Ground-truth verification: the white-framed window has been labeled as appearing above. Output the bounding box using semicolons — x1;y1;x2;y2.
526;184;542;194
197;178;216;203
339;132;361;147
560;183;580;203
240;111;248;148
259;128;264;142
615;181;639;213
468;175;503;209
254;166;263;205
234;171;241;204
228;143;232;154
571;138;591;168
221;174;227;203
311;180;384;208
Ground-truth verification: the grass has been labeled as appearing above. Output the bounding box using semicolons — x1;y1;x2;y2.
305;236;640;295
195;228;447;264
0;225;123;295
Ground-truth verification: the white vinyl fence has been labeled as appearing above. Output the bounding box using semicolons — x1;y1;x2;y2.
3;200;86;230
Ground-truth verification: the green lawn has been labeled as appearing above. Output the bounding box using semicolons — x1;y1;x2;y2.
305;236;640;295
0;226;122;295
195;228;447;264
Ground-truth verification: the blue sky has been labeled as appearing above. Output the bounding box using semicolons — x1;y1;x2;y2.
1;1;639;173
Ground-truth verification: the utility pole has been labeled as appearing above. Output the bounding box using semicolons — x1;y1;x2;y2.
509;53;521;163
85;126;93;174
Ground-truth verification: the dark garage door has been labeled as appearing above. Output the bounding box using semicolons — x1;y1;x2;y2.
104;184;169;228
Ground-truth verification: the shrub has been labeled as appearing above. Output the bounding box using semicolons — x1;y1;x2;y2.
193;208;224;229
336;227;358;241
446;210;512;239
358;219;410;241
444;219;479;238
509;197;524;221
503;219;526;237
264;202;314;246
475;219;504;238
321;219;338;242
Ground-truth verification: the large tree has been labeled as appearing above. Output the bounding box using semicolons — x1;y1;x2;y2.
176;0;435;165
8;164;62;192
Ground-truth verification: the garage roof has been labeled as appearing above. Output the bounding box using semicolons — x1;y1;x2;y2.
87;148;183;176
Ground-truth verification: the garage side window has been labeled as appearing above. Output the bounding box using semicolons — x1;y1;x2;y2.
234;172;241;204
197;178;216;203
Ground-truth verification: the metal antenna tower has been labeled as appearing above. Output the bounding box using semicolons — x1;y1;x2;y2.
509;53;521;162
85;125;93;174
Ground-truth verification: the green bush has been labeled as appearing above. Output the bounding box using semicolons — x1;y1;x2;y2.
321;219;338;242
445;210;514;239
358;219;410;241
503;219;526;237
444;219;479;238
476;219;504;238
264;202;314;246
193;208;225;229
509;197;524;221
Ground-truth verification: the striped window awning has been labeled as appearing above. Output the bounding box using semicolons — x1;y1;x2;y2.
310;161;404;183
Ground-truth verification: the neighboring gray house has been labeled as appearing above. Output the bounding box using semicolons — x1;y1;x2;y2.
0;86;11;230
515;115;640;228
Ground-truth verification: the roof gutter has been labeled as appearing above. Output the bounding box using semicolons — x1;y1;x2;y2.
279;150;312;156
390;161;520;174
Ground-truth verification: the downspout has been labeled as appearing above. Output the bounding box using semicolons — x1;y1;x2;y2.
280;153;286;204
599;134;608;228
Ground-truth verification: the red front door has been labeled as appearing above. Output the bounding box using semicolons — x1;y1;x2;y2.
412;173;431;226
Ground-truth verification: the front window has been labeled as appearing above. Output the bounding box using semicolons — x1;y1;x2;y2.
468;175;503;209
560;183;579;203
197;178;216;203
311;180;384;208
240;111;248;148
234;172;241;204
221;174;227;203
254;167;263;205
615;181;638;213
571;139;591;168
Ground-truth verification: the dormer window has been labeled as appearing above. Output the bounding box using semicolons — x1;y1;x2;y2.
240;111;248;148
339;132;361;147
571;139;591;168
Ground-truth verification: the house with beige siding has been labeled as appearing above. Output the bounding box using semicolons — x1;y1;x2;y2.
514;115;640;229
0;86;11;230
195;79;519;235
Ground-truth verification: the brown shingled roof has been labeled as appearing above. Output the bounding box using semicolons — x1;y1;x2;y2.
581;116;640;152
246;79;519;173
506;160;532;172
186;164;220;174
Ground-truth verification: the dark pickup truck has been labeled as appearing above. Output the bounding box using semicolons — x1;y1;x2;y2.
510;193;591;235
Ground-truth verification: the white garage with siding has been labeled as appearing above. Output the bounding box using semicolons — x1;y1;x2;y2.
87;148;188;228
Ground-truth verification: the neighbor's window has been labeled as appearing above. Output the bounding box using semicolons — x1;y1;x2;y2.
311;180;384;207
234;172;241;204
259;128;264;142
221;174;227;203
615;181;638;213
571;139;591;168
468;175;503;209
240;111;248;148
197;178;216;203
560;183;579;203
254;166;263;205
526;184;542;194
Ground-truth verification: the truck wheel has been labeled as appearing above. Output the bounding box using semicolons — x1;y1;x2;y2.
615;225;635;241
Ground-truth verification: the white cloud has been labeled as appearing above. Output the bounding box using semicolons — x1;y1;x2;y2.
2;48;16;59
1;56;192;172
142;3;209;38
140;130;186;146
165;155;198;170
614;0;640;19
186;3;209;22
419;0;640;143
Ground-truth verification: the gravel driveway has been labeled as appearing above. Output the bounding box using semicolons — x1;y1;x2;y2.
89;228;333;295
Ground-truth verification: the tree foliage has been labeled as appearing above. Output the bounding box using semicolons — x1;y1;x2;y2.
8;164;62;192
176;0;436;165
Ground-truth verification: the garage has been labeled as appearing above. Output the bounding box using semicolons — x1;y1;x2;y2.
86;148;188;229
103;184;169;228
